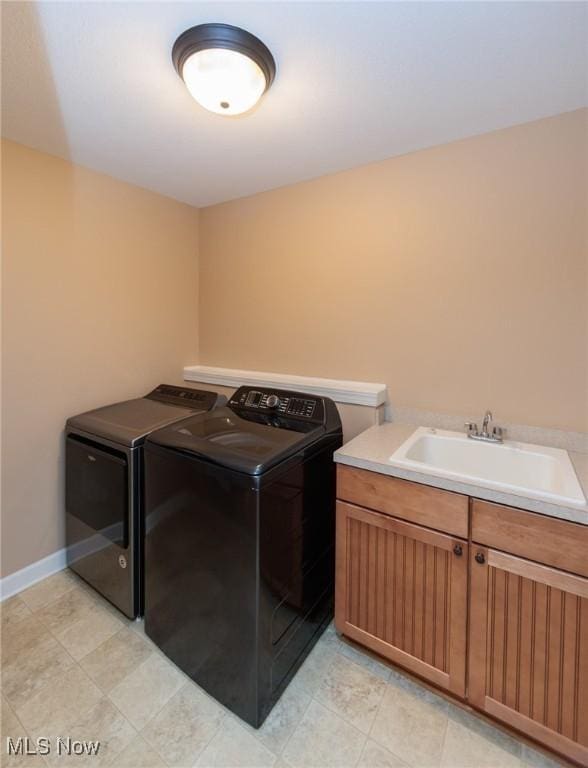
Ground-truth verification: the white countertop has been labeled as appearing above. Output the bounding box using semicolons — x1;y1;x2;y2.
334;422;588;526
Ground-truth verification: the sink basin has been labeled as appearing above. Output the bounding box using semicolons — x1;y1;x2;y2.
389;427;586;507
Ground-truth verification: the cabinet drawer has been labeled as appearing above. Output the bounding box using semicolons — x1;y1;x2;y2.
471;500;588;578
337;465;468;538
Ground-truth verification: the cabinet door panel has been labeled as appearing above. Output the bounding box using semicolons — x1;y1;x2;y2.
335;501;468;696
469;546;588;766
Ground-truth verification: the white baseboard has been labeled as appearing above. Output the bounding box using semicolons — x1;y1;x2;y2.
0;547;67;601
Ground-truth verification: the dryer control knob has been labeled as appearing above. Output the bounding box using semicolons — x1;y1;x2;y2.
266;394;280;409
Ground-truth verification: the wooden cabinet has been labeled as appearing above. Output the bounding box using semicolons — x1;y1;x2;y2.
472;499;588;578
337;465;469;537
469;546;588;766
336;465;588;766
335;500;468;696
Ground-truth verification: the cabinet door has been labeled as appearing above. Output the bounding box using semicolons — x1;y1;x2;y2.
335;501;468;697
469;546;588;766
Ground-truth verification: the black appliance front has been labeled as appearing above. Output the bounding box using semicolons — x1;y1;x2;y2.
65;385;221;619
144;387;342;727
66;434;139;618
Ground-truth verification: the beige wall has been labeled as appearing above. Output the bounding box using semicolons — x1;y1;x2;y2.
2;110;587;577
199;109;588;434
1;140;199;577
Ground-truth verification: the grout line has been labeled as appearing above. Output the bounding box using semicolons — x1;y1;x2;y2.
189;710;228;768
5;663;118;767
273;679;314;761
437;717;450;768
4;630;80;713
83;693;141;768
18;575;79;614
39;609;122;667
13;582;154;765
115;695;176;763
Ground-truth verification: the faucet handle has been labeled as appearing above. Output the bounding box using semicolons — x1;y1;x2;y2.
464;421;477;433
492;426;504;440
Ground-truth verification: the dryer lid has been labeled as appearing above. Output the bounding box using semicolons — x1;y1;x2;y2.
66;386;221;447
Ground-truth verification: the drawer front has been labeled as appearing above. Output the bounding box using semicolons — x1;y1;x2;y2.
472;500;588;578
337;465;468;538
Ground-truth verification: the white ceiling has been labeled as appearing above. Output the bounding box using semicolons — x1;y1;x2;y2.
2;2;587;207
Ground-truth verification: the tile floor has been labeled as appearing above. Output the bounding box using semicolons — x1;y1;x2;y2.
1;570;569;768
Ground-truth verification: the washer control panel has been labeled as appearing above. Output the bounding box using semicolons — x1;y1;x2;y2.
230;387;323;422
146;384;222;410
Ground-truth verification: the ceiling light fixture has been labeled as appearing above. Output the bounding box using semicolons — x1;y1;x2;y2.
172;23;276;116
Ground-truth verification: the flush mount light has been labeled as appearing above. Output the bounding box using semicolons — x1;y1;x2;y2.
172;23;276;116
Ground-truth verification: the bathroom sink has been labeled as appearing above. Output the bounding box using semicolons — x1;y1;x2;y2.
389;427;586;507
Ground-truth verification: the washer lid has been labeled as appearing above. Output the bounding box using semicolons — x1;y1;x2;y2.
66;387;220;447
146;407;325;475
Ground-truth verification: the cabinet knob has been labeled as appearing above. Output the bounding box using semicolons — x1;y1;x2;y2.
453;544;463;557
475;551;486;565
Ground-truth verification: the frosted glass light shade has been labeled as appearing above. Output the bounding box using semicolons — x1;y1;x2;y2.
182;48;267;116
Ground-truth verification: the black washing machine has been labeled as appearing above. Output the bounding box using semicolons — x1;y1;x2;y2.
65;384;224;618
144;386;342;727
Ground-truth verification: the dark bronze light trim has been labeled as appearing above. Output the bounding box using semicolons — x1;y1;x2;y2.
172;23;276;92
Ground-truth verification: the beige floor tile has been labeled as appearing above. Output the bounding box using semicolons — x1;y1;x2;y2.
282;699;366;768
1;696;45;767
15;665;103;742
127;617;171;656
79;583;132;623
54;604;123;660
129;617;148;637
520;744;568;768
336;638;392;682
108;652;184;730
314;652;387;734
2;694;21;733
43;697;136;767
35;586;97;634
1;747;46;767
111;734;166;768
2;631;75;710
195;715;277;767
291;638;336;697
1;614;53;664
235;680;311;755
80;626;152;692
358;739;411;768
141;682;225;767
441;707;522;768
1;596;32;629
370;677;448;767
19;569;79;612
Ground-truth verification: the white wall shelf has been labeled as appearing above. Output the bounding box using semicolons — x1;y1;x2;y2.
183;365;387;407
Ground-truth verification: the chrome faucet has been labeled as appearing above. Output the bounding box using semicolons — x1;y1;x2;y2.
465;410;504;443
481;410;492;436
